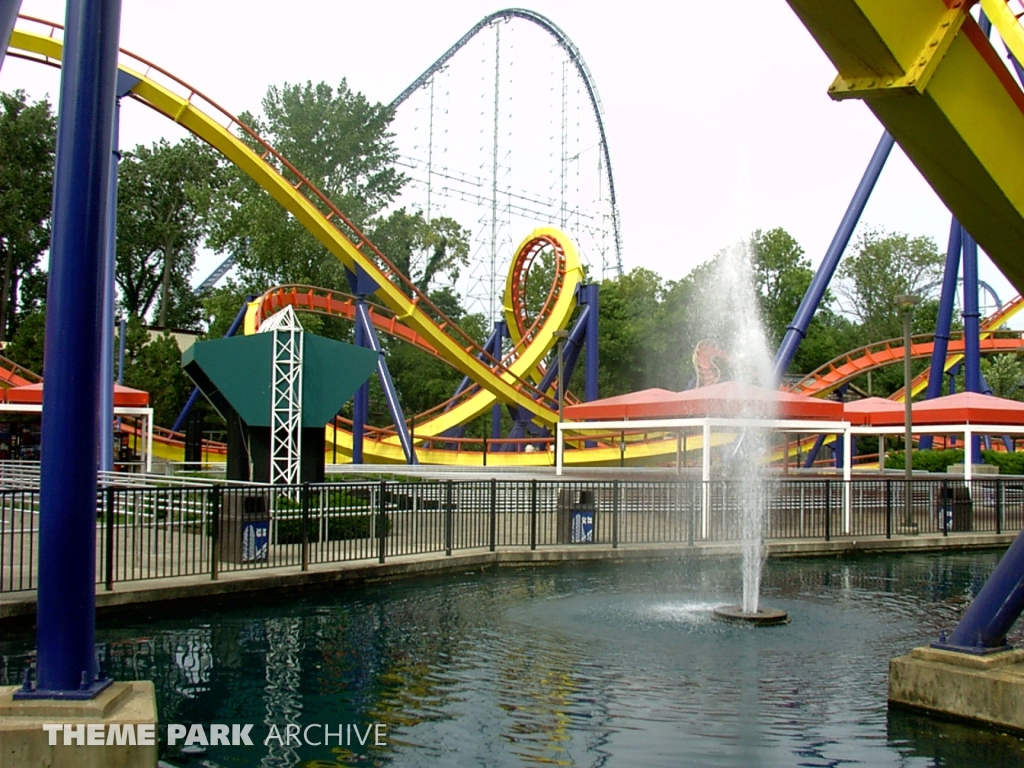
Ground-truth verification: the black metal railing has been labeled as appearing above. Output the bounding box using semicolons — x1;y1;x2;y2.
2;475;1022;593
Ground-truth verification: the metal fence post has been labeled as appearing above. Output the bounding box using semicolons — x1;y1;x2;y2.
301;482;310;571
824;481;831;542
612;480;619;549
445;479;454;556
885;480;892;539
104;486;115;591
530;479;538;550
489;478;497;552
941;480;949;537
210;485;221;580
997;479;1004;535
378;480;387;564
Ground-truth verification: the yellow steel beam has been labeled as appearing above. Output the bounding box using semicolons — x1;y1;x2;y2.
786;0;1024;294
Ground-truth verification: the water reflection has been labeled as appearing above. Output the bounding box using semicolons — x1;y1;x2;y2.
2;553;1023;766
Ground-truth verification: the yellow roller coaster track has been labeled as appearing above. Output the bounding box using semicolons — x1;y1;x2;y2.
8;16;581;435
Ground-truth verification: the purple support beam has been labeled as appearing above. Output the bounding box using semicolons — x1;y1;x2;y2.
354;302;417;464
773;132;894;380
0;0;22;73
962;227;984;462
919;219;962;451
940;529;1024;652
352;305;367;464
579;284;599;402
20;0;122;700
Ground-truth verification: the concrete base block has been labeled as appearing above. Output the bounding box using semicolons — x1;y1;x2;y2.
0;681;158;768
889;646;1024;734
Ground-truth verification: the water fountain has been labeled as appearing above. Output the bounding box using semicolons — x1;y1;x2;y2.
695;243;789;625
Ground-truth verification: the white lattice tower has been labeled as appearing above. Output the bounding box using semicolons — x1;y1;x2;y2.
258;306;303;486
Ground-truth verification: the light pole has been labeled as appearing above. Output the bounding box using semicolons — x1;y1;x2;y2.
897;294;920;533
553;330;569;424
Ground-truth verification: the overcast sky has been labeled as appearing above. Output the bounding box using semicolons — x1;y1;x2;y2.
3;0;1017;314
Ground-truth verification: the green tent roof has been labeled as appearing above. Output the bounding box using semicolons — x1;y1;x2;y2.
182;332;378;428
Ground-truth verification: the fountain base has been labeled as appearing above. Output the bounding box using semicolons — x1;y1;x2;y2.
713;605;789;625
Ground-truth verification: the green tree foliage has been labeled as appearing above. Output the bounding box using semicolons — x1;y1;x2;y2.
980;354;1024;401
208;79;403;291
748;228;812;349
4;308;45;375
369;210;469;293
596;268;668;395
116;137;224;329
837;227;943;343
118;318;193;426
0;91;56;341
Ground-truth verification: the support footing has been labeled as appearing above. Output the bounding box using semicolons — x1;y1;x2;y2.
0;681;158;768
713;605;790;625
889;646;1024;734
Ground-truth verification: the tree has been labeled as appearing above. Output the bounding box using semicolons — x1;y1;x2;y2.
118;318;193;426
0;91;56;341
981;354;1024;401
837;227;944;343
4;307;45;375
597;268;665;395
748;228;813;349
369;209;469;293
208;79;404;291
116;137;223;328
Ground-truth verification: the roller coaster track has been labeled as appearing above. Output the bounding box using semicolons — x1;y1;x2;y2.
390;8;622;276
9;16;584;437
790;293;1024;398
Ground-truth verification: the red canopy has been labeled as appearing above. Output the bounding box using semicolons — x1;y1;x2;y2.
843;397;907;426
910;391;1024;426
564;381;843;421
3;382;150;407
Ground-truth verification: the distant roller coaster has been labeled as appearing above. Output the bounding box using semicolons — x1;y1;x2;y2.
391;7;622;273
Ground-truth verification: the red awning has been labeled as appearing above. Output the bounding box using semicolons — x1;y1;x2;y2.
876;391;1024;426
564;381;843;421
3;382;150;407
843;397;907;426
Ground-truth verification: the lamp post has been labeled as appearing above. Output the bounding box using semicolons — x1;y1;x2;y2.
897;294;920;533
552;330;569;424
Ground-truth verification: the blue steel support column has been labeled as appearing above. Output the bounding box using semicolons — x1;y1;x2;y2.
355;303;417;464
773;132;894;379
352;304;367;464
940;529;1024;652
99;73;141;471
23;0;122;699
98;103;119;473
0;0;21;73
491;320;505;439
919;219;962;451
581;284;599;402
962;227;984;462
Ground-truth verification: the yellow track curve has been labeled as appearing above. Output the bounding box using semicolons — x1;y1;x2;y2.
9;19;580;434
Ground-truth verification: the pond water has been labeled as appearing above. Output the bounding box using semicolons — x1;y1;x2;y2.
3;552;1024;767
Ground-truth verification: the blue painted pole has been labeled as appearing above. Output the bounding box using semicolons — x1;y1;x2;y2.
962;226;984;462
582;284;599;402
355;303;417;464
919;219;962;451
0;0;21;73
773;132;894;380
116;316;126;384
98;100;120;474
943;529;1024;651
28;0;122;699
352;301;367;464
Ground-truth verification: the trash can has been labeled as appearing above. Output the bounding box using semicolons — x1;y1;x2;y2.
937;484;973;532
218;493;270;563
557;489;598;544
